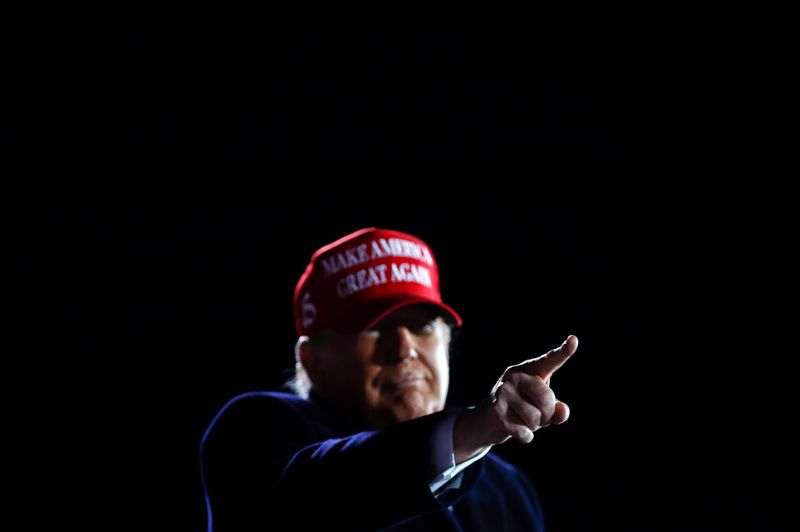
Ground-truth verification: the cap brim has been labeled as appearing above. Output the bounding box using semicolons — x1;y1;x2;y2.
327;295;462;334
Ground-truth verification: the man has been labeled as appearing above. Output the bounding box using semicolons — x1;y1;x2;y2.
200;227;578;531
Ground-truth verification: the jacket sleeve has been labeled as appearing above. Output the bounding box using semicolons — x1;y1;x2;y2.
201;393;480;531
280;410;483;530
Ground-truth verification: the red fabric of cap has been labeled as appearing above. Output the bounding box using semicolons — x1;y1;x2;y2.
293;228;462;336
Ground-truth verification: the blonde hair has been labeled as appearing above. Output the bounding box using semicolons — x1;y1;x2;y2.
285;336;312;398
285;359;312;398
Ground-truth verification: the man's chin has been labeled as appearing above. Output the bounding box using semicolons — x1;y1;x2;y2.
389;390;437;422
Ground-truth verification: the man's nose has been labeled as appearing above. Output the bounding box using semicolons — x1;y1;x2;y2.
383;326;419;362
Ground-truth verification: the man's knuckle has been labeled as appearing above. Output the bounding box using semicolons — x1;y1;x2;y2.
539;389;556;408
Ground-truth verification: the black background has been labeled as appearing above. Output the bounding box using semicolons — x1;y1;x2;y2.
7;13;796;532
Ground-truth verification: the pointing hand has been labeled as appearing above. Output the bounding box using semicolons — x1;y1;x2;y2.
454;335;578;461
488;335;578;443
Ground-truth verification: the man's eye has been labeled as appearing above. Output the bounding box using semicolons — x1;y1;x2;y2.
412;322;436;335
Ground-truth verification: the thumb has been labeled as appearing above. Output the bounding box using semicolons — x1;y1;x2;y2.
530;335;578;380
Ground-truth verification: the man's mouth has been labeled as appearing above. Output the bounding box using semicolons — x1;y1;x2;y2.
382;372;427;391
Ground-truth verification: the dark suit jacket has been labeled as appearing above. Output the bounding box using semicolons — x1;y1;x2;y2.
200;391;545;531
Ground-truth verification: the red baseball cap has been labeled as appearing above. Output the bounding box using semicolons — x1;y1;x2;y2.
293;227;462;336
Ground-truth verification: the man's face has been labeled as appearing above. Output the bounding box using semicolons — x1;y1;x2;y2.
305;304;451;429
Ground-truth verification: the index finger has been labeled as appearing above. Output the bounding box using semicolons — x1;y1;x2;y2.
528;335;578;380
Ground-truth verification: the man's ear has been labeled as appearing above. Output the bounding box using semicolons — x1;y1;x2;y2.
295;336;321;381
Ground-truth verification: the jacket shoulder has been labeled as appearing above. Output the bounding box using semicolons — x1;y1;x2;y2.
214;390;310;417
483;452;529;479
481;452;542;504
201;391;316;450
